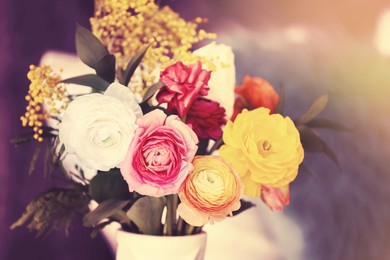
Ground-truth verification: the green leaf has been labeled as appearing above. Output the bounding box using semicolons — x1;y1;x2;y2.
62;74;110;91
121;44;151;86
232;199;256;216
305;118;353;132
298;125;324;152
296;95;329;124
83;199;130;227
10;132;35;146
208;138;224;155
321;141;341;168
274;86;285;115
298;125;341;168
89;169;131;203
299;163;315;176
29;142;43;175
110;210;132;225
11;187;90;238
10;206;35;231
196;138;209;156
43;145;53;178
90;220;113;238
95;54;116;83
141;81;165;103
126;196;166;235
54;143;65;163
75;24;109;69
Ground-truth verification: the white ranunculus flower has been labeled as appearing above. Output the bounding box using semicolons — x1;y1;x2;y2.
193;42;236;119
59;82;142;171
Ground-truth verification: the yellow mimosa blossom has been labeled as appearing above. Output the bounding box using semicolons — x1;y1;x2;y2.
21;65;68;142
90;0;216;93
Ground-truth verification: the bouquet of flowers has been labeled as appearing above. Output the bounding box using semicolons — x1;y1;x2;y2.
11;0;347;253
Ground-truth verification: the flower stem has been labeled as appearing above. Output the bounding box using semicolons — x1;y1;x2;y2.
193;226;203;234
164;194;178;236
184;224;195;235
177;216;184;235
208;137;224;155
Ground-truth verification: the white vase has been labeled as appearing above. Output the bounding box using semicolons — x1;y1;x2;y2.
116;230;207;260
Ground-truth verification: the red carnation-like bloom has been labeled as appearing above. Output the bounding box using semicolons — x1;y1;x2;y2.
186;98;227;140
157;61;211;117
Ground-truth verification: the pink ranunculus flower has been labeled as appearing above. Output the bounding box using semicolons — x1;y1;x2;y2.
186;98;227;140
260;184;290;211
120;109;198;196
156;61;211;117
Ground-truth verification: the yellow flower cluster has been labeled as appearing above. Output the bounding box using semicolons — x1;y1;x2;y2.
21;65;68;142
90;0;216;92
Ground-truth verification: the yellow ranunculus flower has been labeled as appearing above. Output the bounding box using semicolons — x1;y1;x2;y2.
219;107;304;197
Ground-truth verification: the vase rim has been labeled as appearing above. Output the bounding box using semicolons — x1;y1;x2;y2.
117;229;207;240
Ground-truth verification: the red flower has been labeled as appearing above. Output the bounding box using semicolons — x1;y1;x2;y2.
260;185;290;211
186;98;227;140
232;75;279;120
157;61;211;117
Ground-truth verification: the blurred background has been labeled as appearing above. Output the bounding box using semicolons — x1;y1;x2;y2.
1;0;390;259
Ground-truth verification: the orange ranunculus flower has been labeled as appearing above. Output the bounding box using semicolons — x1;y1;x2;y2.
178;156;243;226
234;75;279;115
260;184;290;211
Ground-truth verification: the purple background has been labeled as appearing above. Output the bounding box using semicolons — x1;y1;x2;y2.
1;0;114;259
2;0;390;259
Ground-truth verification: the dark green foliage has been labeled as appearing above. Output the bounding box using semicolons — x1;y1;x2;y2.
11;187;90;238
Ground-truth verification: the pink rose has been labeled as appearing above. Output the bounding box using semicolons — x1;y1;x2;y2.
120;109;198;196
260;184;290;211
186;98;227;140
156;61;211;117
